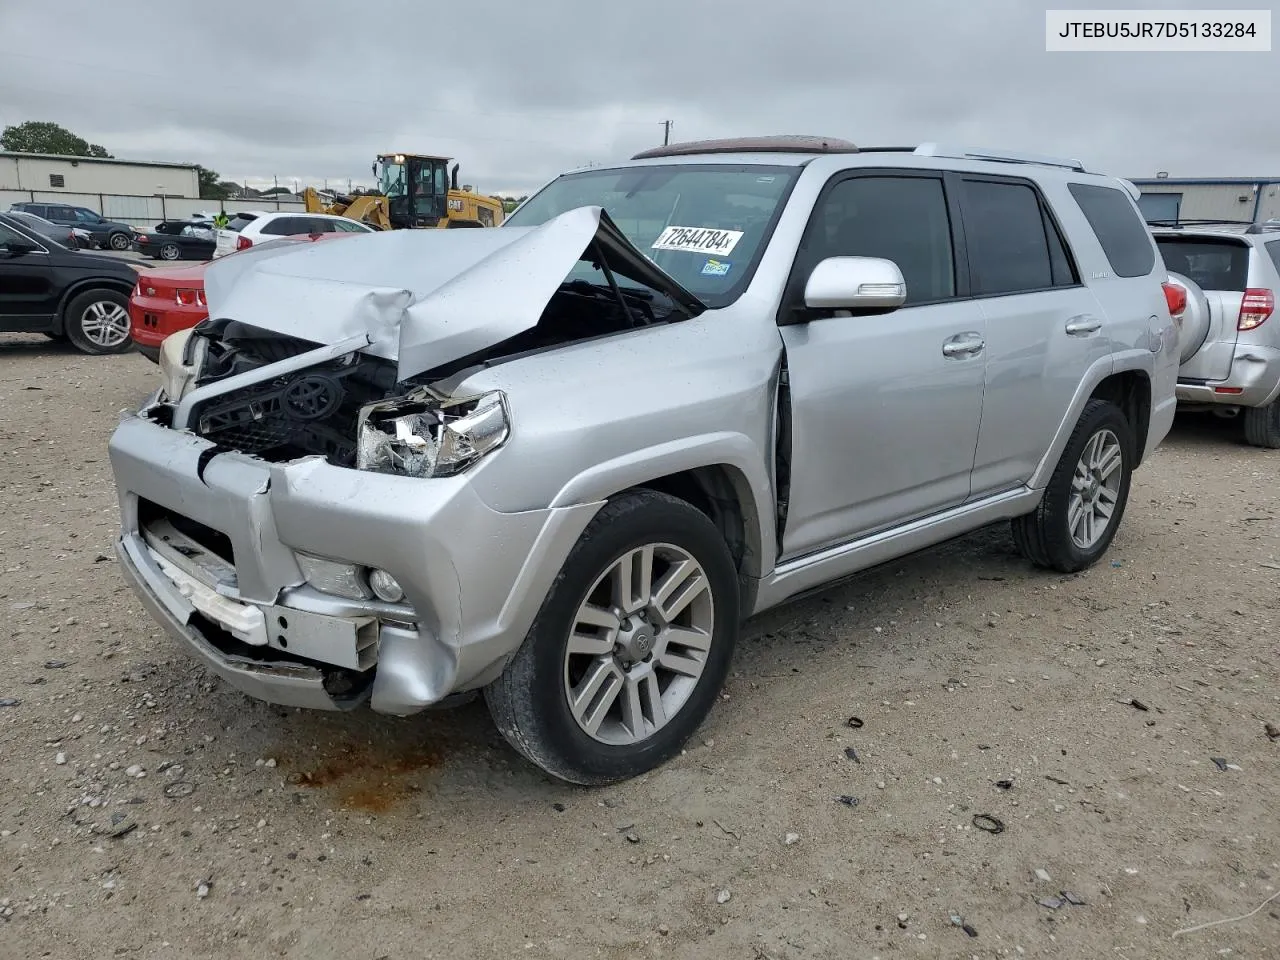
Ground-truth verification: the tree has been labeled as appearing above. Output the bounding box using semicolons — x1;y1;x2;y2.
194;165;232;200
1;120;112;158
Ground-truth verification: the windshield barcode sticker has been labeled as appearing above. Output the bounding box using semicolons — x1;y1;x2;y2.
652;226;743;256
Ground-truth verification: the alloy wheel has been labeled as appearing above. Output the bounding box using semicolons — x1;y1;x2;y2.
79;301;131;349
1068;428;1123;549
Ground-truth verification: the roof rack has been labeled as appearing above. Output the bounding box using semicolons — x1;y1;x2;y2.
1145;218;1257;230
913;143;1088;172
631;135;859;160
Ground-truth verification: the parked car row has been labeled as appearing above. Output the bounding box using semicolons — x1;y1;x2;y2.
8;201;136;251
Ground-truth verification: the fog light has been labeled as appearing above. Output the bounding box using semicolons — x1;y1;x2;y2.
368;568;404;603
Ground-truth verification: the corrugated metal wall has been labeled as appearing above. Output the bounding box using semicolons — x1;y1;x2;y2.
1138;183;1273;223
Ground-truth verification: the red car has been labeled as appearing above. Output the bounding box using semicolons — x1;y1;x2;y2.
128;232;354;362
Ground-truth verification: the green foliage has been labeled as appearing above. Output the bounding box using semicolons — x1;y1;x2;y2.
1;121;113;158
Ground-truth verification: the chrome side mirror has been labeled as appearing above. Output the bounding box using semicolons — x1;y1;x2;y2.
803;256;906;311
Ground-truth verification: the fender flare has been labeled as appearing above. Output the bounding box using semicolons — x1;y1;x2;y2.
548;431;779;578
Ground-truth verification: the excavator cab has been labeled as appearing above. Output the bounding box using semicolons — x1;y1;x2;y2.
374;153;457;229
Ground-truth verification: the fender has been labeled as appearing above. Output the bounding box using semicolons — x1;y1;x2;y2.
548;431;779;577
53;276;135;335
1028;350;1154;490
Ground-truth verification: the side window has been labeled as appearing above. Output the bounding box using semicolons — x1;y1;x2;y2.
960;179;1060;296
333;219;367;233
1267;240;1280;276
73;208;100;223
803;175;955;305
0;223;28;246
1067;182;1157;278
260;217;302;236
312;218;340;233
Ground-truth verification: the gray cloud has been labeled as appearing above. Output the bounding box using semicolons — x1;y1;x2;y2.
1;0;1276;196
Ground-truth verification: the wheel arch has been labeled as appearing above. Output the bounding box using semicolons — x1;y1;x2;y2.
1088;369;1152;466
54;278;135;335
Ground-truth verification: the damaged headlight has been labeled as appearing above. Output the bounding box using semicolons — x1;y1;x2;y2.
356;389;509;478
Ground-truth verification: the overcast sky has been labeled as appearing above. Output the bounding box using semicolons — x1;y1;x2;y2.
1;0;1276;195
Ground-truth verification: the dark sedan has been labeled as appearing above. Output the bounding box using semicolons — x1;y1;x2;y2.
4;209;83;249
132;218;217;261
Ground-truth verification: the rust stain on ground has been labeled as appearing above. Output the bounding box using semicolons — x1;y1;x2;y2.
284;742;444;812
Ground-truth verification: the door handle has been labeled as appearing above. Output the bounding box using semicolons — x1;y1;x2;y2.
1065;315;1102;336
942;333;985;359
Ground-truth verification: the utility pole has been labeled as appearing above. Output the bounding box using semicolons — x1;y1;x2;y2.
660;120;672;145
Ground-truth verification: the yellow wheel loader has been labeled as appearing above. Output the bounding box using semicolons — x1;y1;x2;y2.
304;154;505;231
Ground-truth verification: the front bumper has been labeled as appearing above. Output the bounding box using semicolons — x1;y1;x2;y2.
108;412;601;714
1177;344;1280;408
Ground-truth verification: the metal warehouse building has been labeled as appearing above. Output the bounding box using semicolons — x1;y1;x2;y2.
1;152;203;226
1131;176;1280;226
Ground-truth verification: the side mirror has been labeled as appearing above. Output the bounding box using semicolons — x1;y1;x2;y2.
803;256;906;312
2;240;40;257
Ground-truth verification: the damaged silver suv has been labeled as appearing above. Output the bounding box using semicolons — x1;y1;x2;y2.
109;137;1179;785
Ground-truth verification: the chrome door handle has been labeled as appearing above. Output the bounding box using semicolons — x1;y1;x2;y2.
942;333;985;358
1065;315;1102;335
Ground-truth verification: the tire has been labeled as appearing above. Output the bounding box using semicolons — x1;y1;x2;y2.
1011;399;1134;573
108;231;131;251
63;289;133;355
159;243;181;261
1243;400;1280;449
485;490;740;785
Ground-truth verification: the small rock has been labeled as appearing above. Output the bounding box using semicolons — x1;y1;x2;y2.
995;779;1014;790
1038;897;1065;910
552;802;565;813
0;698;20;708
196;883;210;899
55;752;67;765
844;747;860;763
1035;868;1053;883
125;765;144;778
1211;757;1229;772
932;777;943;785
1264;722;1279;742
256;819;267;829
71;714;82;723
44;660;69;669
876;781;886;789
1061;891;1087;906
658;924;670;936
1095;659;1107;666
625;833;639;844
834;795;859;807
784;833;800;846
716;889;731;905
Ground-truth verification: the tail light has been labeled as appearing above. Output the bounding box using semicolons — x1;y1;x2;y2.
175;288;198;306
1162;281;1187;318
1238;288;1273;331
236;235;253;251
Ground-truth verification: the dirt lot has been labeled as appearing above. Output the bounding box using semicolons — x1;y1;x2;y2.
1;333;1277;960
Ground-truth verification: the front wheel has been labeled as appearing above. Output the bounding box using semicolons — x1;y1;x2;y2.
159;242;181;261
108;231;131;251
63;289;133;355
1012;399;1134;573
485;490;739;785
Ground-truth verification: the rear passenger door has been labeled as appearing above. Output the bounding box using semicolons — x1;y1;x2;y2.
777;171;988;557
958;175;1112;498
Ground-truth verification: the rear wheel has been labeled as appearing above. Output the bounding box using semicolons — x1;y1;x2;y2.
1012;399;1134;573
63;289;133;355
485;490;739;785
159;242;181;261
1243;400;1280;449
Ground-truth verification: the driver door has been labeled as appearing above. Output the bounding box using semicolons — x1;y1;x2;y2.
0;223;56;329
776;171;987;558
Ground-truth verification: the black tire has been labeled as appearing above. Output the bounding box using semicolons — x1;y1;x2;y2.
159;243;181;261
108;231;131;251
1011;399;1134;573
485;490;740;785
1242;401;1280;449
63;289;133;355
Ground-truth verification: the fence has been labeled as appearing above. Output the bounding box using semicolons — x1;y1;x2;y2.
0;189;306;228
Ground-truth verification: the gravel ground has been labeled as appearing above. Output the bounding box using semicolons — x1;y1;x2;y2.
1;333;1277;960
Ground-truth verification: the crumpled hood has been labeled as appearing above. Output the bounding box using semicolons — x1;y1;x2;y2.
201;206;703;380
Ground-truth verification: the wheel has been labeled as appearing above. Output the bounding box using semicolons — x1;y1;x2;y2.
1011;399;1134;573
1243;400;1280;449
159;242;181;261
485;490;739;785
108;231;131;251
63;289;133;355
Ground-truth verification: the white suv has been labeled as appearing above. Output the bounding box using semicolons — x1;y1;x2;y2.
213;211;374;258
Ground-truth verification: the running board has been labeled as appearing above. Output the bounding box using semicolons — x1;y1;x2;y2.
752;487;1041;613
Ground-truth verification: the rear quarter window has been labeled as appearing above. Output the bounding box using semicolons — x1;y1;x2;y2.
1067;183;1156;278
226;215;258;232
1267;240;1280;276
1155;238;1250;292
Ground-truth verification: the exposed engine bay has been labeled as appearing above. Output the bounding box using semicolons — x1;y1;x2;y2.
172;274;685;468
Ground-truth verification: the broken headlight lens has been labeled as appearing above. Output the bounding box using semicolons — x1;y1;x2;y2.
356;390;509;478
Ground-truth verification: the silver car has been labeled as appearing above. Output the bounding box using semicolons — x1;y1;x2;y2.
108;137;1179;784
1154;223;1280;446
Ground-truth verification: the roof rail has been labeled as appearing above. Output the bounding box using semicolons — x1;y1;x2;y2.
1146;218;1257;230
913;143;1088;172
631;135;859;160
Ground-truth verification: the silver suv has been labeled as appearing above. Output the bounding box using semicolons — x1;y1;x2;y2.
108;137;1179;784
1153;223;1280;446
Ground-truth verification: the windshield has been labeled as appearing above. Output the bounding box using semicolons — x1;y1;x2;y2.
504;163;799;307
379;161;406;199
